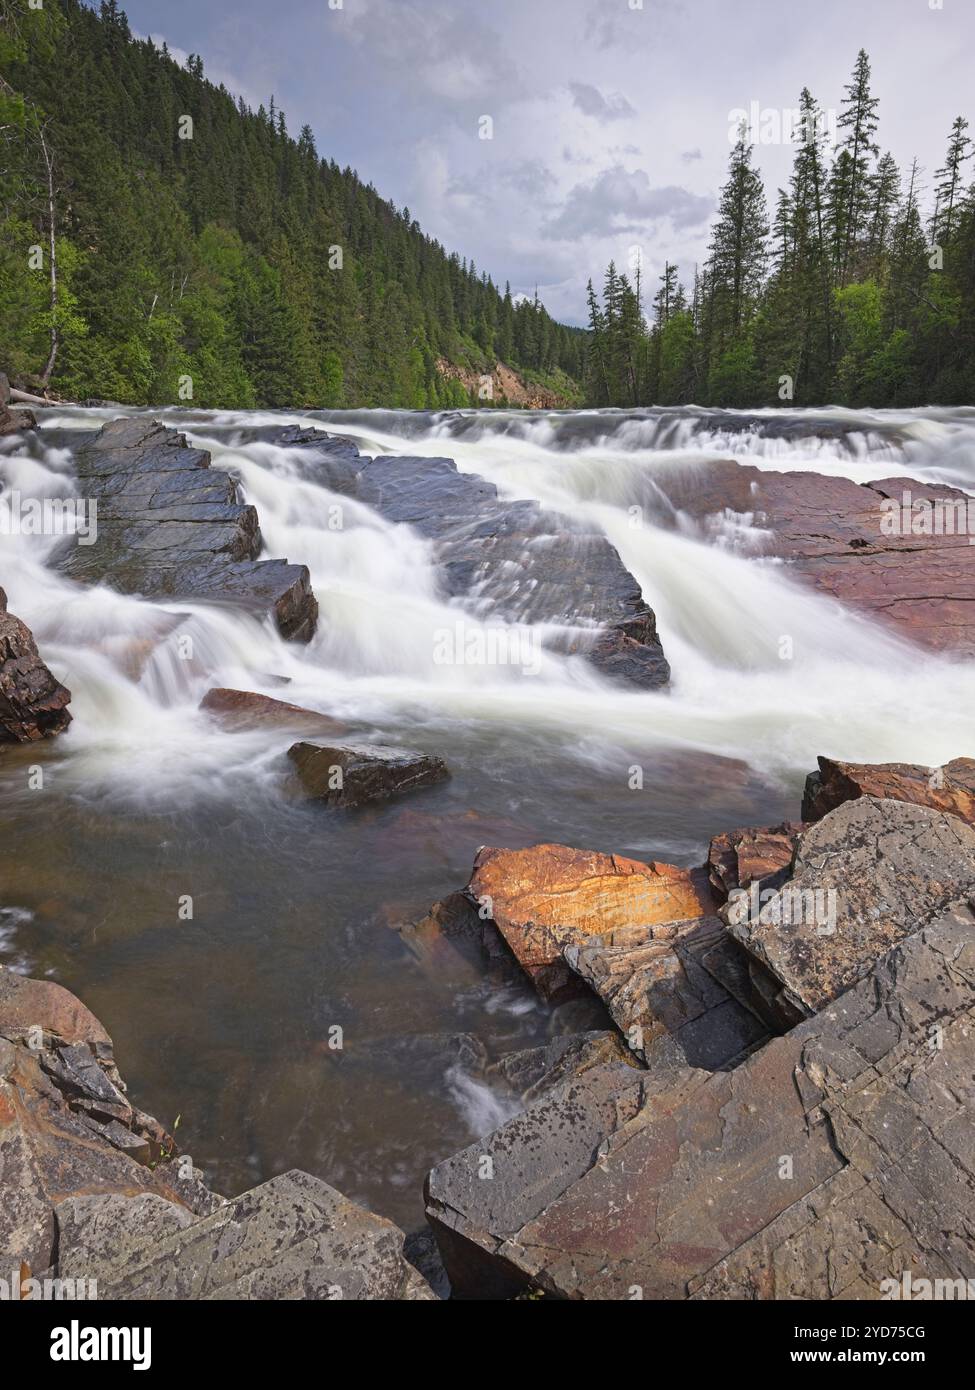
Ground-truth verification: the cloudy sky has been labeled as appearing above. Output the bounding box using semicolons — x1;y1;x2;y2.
112;0;972;325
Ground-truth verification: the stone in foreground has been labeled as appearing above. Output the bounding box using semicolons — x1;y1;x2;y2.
707;820;803;900
0;973;215;1273
802;753;975;827
0;589;72;742
467;842;715;1001
426;906;975;1299
57;1171;434;1300
727;797;975;1014
289;740;449;808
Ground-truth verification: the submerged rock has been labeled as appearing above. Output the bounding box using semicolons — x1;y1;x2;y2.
802;753;975;826
0;588;72;742
200;687;346;735
288;739;449;808
57;417;318;641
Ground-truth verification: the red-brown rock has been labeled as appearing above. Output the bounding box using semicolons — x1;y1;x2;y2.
707;821;804;900
467;843;717;1001
802;754;975;826
200;687;346;736
653;460;975;654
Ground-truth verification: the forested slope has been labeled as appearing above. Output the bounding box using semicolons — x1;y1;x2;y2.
0;0;584;408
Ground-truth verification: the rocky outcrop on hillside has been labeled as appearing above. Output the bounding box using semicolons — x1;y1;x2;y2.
0;588;71;742
435;358;570;409
56;417;318;641
652;460;975;654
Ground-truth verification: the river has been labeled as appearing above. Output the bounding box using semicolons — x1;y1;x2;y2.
2;403;974;1228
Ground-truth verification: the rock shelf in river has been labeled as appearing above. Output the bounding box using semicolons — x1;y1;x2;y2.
274;425;672;689
56;417;319;641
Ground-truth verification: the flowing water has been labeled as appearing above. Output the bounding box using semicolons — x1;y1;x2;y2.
2;403;974;1229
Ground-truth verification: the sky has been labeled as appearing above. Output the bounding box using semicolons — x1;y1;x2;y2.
107;0;973;326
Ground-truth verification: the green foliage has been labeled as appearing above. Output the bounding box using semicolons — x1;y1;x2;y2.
585;49;975;409
0;0;584;405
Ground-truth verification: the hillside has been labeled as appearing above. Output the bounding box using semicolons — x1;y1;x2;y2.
0;0;585;408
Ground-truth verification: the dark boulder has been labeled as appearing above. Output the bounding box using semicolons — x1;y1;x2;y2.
276;429;670;688
288;740;449;809
0;588;72;742
56;417;318;642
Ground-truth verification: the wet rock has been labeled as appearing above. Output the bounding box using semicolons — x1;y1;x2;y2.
727;797;975;1014
2;972;434;1299
288;740;449;809
282;430;669;689
399;891;522;987
426;906;975;1299
652;460;975;655
489;1030;640;1102
200;687;346;735
565;915;769;1069
56;417;318;641
467;842;716;1002
802;754;975;827
0;588;72;742
707;821;803;900
56;1170;435;1300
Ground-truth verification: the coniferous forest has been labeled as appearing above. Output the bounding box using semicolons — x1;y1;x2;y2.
586;52;975;409
2;5;974;411
0;0;584;408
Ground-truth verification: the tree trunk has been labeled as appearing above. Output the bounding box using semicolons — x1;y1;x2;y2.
38;122;59;389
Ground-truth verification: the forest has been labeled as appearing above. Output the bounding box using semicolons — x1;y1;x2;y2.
0;0;584;408
585;51;975;408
